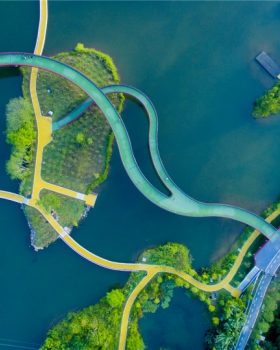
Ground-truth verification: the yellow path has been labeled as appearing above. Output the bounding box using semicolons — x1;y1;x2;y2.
118;271;156;350
28;0;96;208
35;200;272;297
116;207;280;349
0;191;26;204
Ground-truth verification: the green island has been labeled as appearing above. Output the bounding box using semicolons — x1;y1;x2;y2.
40;242;228;350
253;81;280;118
5;43;123;249
39;239;254;349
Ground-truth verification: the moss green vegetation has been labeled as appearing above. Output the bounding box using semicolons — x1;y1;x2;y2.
24;206;58;249
253;81;280;118
39;190;86;228
41;243;216;350
5;43;123;249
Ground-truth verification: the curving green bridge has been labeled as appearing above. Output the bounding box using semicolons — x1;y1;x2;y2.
0;53;277;239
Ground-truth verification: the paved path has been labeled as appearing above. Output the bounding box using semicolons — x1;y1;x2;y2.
118;271;156;350
28;0;96;208
0;191;26;204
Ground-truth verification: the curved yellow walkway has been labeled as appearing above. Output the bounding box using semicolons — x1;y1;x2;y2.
28;0;96;208
0;191;26;204
118;271;156;350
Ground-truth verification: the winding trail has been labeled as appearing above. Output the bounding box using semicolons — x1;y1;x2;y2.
118;271;156;350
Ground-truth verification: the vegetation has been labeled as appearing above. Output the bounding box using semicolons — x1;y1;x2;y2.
205;290;250;349
5;97;36;194
253;81;280;118
39;190;86;228
24;206;58;249
6;43;123;249
40;194;280;349
247;276;280;350
204;199;280;349
41;243;216;349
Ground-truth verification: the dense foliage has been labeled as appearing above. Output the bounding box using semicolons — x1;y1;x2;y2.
253;81;280;118
6;97;36;189
205;291;249;350
41;243;216;350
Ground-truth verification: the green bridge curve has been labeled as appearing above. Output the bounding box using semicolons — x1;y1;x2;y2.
0;53;276;239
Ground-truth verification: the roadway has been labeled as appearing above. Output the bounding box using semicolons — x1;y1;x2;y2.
235;249;280;349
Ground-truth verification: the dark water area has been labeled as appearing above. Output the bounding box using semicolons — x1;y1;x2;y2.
0;1;280;349
139;289;210;350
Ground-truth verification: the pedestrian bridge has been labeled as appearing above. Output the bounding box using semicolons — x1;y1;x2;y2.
0;52;277;240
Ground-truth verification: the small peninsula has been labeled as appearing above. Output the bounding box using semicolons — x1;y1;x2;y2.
5;43;123;249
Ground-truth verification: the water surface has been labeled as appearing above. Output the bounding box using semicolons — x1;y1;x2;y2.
0;1;280;348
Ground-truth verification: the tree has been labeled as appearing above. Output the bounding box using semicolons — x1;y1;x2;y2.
6;97;34;132
212;317;220;326
106;289;125;308
75;132;86;146
87;137;93;145
253;81;280;118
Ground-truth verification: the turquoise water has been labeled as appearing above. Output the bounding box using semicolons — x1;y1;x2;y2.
1;1;280;349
